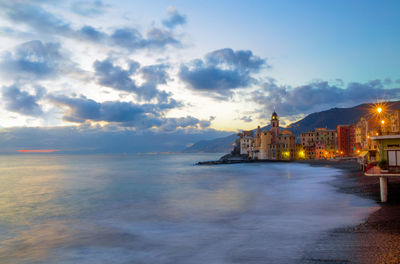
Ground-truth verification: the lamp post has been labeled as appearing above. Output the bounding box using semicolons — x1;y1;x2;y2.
377;107;383;135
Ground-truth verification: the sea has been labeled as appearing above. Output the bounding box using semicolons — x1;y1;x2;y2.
0;153;377;263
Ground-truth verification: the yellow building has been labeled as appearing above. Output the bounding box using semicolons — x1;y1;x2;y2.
384;109;400;133
251;112;297;160
355;117;369;151
315;128;337;157
300;131;316;159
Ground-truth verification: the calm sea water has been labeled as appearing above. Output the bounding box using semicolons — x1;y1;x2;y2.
0;153;376;263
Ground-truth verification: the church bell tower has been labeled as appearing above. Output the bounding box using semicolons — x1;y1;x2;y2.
271;111;280;142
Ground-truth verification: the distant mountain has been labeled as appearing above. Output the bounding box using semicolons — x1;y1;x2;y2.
183;134;238;153
183;101;400;153
183;125;272;153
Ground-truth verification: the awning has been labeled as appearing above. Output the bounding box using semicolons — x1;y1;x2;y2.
358;151;369;157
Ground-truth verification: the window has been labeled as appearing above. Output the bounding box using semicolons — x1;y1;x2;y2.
388;150;400;166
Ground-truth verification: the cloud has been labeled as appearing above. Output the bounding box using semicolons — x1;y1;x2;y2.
162;7;187;29
199;116;216;129
239;116;253;122
179;48;267;99
0;2;181;51
71;0;106;16
49;95;204;131
78;25;107;41
93;58;172;102
49;95;146;124
161;116;201;132
0;40;67;80
2;83;46;116
251;79;400;116
94;58;138;92
2;3;71;35
109;27;180;50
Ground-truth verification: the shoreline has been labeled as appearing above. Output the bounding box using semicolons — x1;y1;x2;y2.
195;156;355;166
198;157;400;263
299;160;400;263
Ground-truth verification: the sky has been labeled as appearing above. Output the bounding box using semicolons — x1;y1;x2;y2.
0;0;399;152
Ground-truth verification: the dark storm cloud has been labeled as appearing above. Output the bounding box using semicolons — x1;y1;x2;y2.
48;95;203;131
93;58;172;102
70;0;106;16
2;84;45;116
179;48;267;99
0;2;181;51
0;40;65;79
162;8;187;29
252;79;400;116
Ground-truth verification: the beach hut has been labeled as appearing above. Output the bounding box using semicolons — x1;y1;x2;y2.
365;134;400;202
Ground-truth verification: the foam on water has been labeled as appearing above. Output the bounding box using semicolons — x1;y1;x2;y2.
0;154;377;263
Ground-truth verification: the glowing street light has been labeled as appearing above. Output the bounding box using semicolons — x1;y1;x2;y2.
381;120;385;124
377;107;382;114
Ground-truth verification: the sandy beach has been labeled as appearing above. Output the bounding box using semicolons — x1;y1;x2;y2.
299;160;400;264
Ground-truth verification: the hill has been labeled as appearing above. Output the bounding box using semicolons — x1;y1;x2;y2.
183;101;400;153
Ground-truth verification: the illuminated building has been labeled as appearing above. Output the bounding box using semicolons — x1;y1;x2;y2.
337;124;356;156
249;111;297;160
315;128;337;158
300;131;316;159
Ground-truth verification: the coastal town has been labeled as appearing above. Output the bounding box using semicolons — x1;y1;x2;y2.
236;105;400;166
233;104;400;202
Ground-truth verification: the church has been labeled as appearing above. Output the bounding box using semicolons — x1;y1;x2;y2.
239;111;297;160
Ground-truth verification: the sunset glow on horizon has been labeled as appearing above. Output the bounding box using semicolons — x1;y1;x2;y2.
18;149;61;153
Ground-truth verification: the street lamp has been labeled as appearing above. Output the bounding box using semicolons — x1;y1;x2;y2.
377;107;383;135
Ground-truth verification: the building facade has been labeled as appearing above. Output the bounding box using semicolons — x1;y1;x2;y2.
300;131;316;159
337;124;356;156
315;128;337;158
249;112;297;160
238;130;254;155
355;117;369;151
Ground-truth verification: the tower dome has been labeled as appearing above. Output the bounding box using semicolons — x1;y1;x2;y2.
271;111;278;120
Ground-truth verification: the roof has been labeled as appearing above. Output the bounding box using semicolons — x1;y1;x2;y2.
358;151;369;157
280;130;294;136
371;134;400;140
